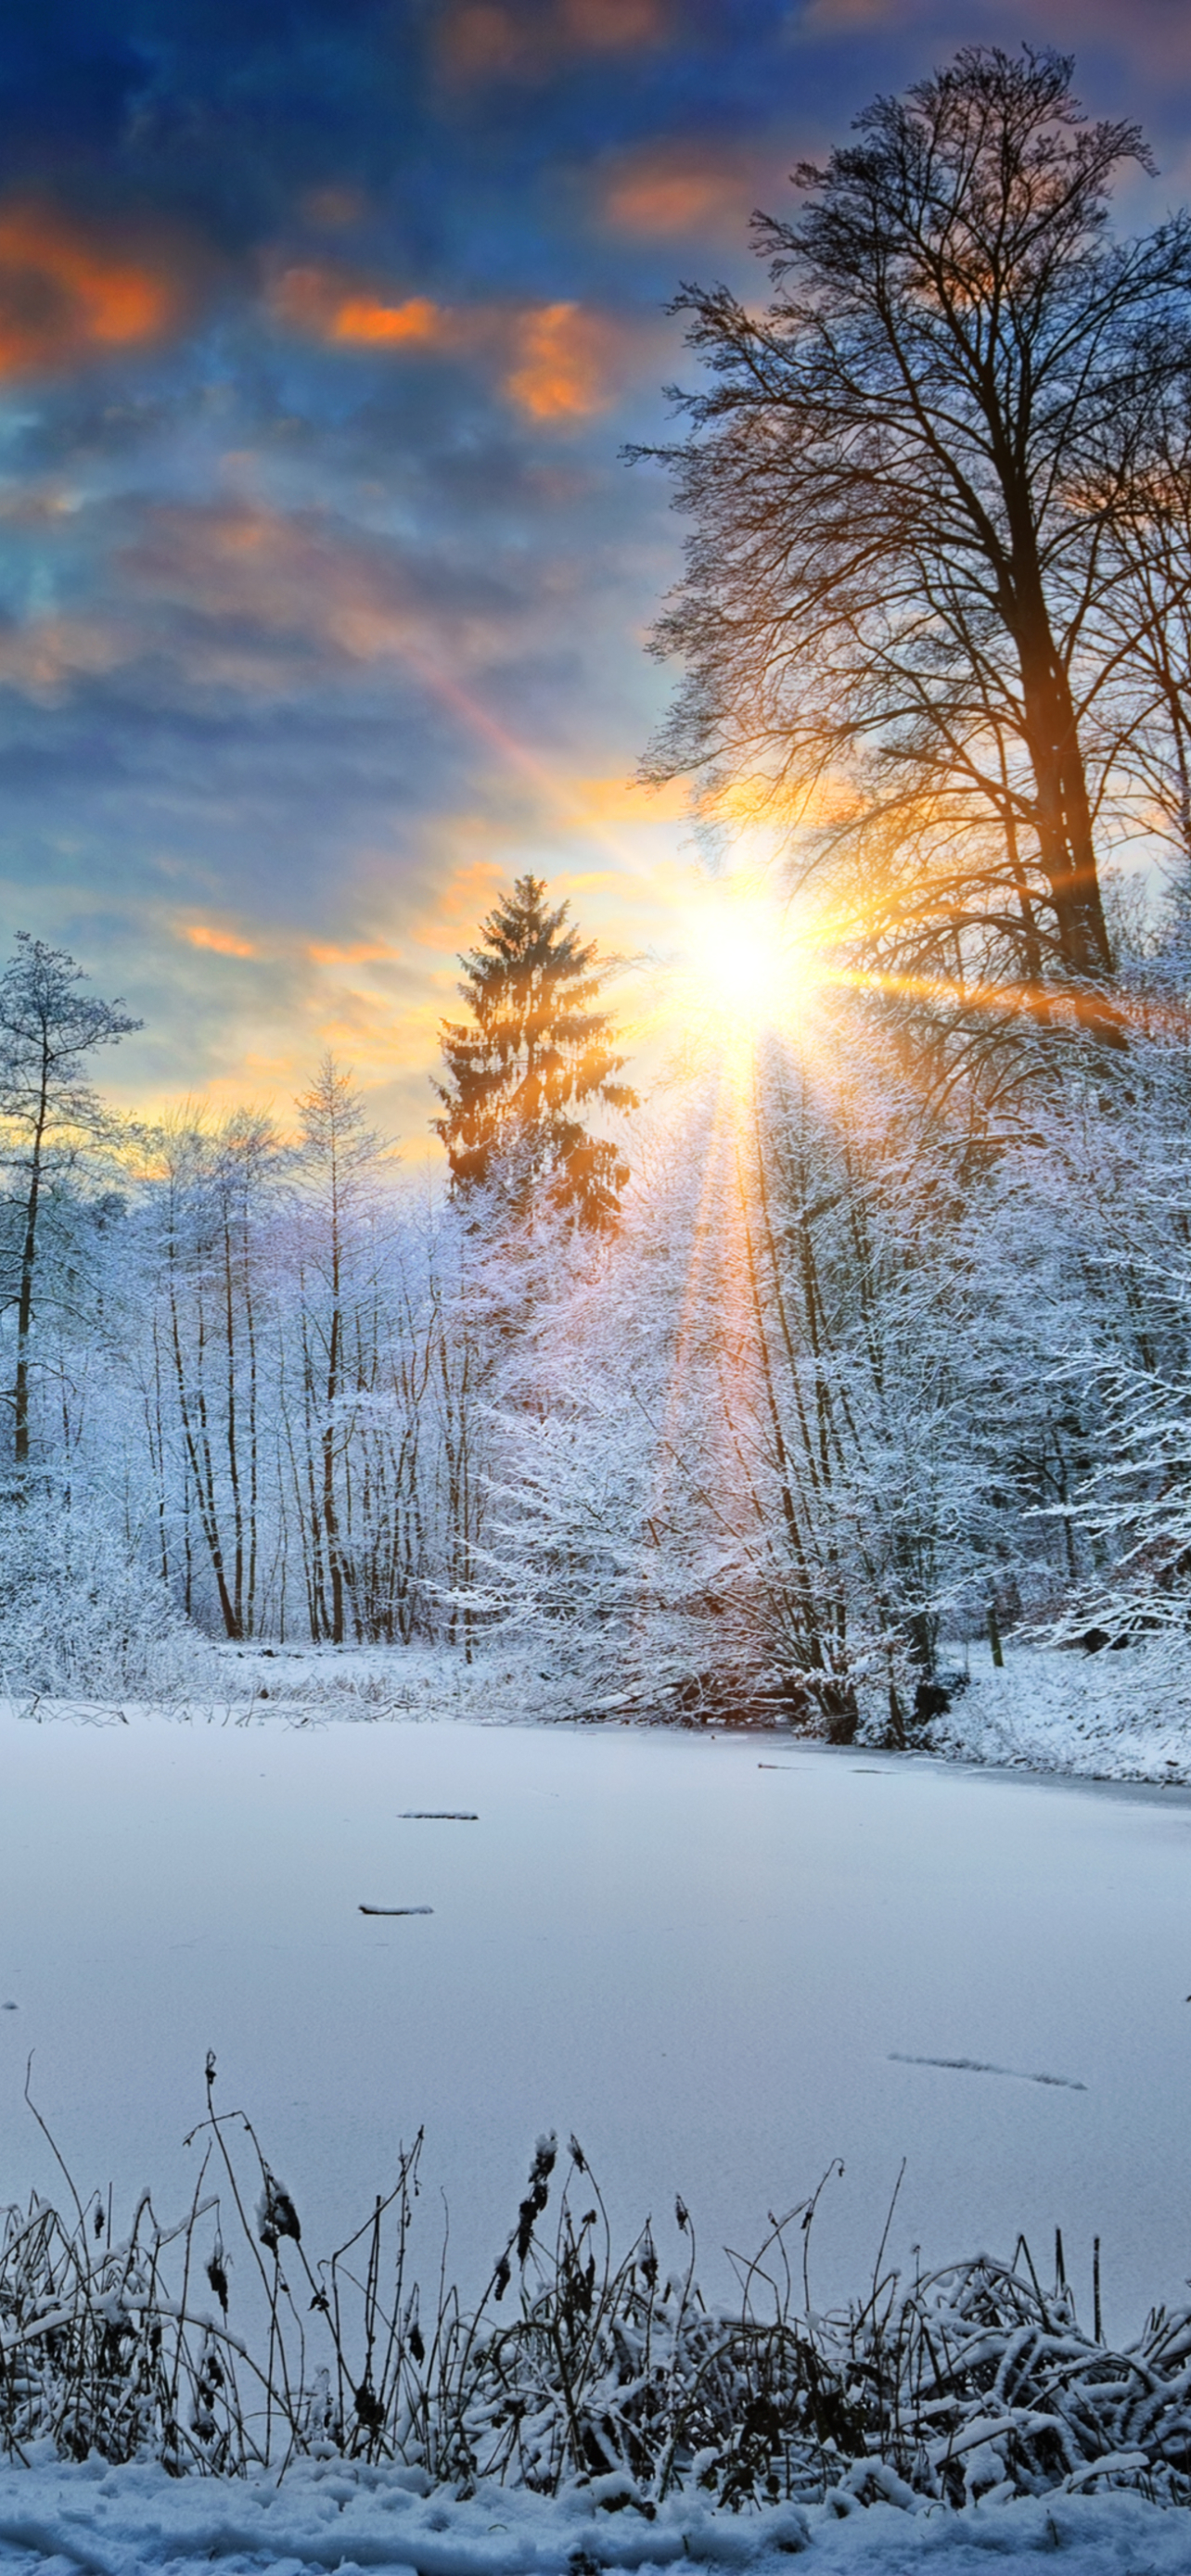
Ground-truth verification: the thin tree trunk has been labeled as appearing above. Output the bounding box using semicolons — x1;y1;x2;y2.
12;1051;49;1470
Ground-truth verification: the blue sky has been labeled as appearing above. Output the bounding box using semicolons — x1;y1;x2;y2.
1;0;1188;1139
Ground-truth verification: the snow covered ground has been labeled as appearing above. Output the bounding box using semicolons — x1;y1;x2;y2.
6;1678;1191;2565
926;1638;1191;1784
107;1628;1191;1790
2;2454;1190;2576
17;1628;1191;1777
5;1700;1191;2336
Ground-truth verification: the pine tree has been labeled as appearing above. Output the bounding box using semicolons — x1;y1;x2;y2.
433;874;637;1229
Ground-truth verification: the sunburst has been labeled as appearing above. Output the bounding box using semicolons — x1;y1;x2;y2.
674;882;813;1052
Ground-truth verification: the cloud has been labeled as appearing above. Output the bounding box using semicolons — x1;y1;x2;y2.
0;613;134;701
439;0;669;82
560;0;668;47
270;263;449;349
599;138;769;239
308;937;402;964
412;854;508;950
185;924;259;958
0;204;180;378
301;186;367;231
127;504;438;661
503;301;621;419
570;772;688;822
796;0;1191;76
270;261;628;422
330;293;444;348
798;0;902;24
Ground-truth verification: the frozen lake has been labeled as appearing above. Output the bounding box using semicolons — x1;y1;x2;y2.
3;1708;1190;2340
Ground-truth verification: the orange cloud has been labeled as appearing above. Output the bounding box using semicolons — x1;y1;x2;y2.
601;140;762;239
414;856;507;949
185;924;258;958
271;264;449;349
504;301;616;421
270;261;626;424
0;204;177;378
331;293;443;348
561;0;666;45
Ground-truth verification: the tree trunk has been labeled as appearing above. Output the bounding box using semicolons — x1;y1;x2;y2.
12;1052;49;1470
1002;512;1118;1006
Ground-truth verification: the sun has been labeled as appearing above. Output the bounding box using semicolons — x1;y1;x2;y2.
676;884;811;1043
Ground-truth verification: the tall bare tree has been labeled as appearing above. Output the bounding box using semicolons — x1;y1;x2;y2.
639;45;1191;1026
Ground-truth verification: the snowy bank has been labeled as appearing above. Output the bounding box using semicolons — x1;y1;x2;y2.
924;1639;1191;1784
1;2455;1189;2576
11;1629;1191;1792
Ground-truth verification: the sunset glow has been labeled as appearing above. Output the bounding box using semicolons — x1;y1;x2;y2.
675;885;812;1048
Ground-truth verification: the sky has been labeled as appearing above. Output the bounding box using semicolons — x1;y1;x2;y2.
1;0;1190;1146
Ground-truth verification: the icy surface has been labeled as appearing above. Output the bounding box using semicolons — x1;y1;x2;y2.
3;1710;1191;2339
2;2455;1190;2576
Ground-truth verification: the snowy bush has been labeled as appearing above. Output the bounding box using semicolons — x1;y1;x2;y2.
0;1487;210;1700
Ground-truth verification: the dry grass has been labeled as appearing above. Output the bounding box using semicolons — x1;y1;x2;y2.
4;2064;1191;2508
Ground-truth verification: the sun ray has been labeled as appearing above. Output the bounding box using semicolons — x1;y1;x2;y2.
666;880;819;1065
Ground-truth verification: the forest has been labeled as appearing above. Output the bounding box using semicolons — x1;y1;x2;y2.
3;46;1191;1740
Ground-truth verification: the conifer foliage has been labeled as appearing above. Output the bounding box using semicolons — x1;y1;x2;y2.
433;874;637;1228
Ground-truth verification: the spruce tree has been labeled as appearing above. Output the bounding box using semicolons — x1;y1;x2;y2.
433;874;637;1229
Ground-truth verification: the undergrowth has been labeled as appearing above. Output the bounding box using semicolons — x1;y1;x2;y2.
3;2060;1191;2511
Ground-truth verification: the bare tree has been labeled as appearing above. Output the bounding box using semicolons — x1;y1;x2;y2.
143;1111;283;1639
1085;363;1191;875
290;1056;392;1644
0;936;140;1473
638;45;1191;1027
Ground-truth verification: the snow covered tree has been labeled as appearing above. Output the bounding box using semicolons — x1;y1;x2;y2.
434;874;637;1230
0;935;140;1474
140;1108;286;1639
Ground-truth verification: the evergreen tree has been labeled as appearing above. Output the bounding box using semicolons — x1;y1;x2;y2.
433;874;637;1229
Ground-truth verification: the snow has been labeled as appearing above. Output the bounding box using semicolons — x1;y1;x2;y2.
2;2455;1190;2576
927;1639;1191;1784
6;1693;1191;2564
5;1703;1191;2341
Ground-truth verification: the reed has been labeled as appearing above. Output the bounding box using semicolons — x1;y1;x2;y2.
3;2062;1190;2510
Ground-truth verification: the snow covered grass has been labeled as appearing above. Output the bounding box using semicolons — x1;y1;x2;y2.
8;1627;1191;1785
923;1639;1191;1785
0;1637;824;1734
6;2070;1191;2521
